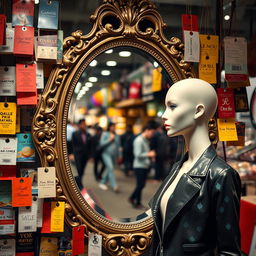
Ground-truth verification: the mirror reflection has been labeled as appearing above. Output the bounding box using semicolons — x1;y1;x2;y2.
67;47;184;222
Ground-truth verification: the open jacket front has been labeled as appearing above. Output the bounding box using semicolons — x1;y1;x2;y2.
149;145;242;256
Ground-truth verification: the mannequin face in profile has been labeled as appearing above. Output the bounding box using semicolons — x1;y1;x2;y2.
162;86;197;137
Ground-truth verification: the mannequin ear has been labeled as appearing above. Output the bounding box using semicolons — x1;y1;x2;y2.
194;104;205;119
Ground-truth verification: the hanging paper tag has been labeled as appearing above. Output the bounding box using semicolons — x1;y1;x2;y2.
184;31;200;62
0;102;16;135
0;208;15;235
199;61;216;84
227;122;245;147
0;239;16;256
72;226;85;256
16;63;36;92
20;168;37;195
38;167;56;198
36;63;44;89
36;198;43;227
234;87;249;112
14;26;34;56
217;88;235;118
41;201;52;233
38;0;59;30
217;118;238;141
0;15;6;46
12;0;34;27
17;92;37;106
88;233;102;256
0;66;16;97
18;197;38;232
17;133;35;162
37;31;57;60
16;232;35;255
0;23;14;53
50;201;65;232
39;237;58;256
0;179;12;207
152;67;162;92
199;34;219;64
57;30;63;64
12;177;32;207
0;137;17;165
227;78;251;88
0;166;16;177
224;37;248;82
182;14;198;31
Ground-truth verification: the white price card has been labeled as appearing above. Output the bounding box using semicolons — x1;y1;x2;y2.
37;197;43;227
0;208;15;235
18;197;38;232
184;30;200;62
0;137;17;165
88;233;102;256
38;167;56;198
0;67;16;96
0;239;15;256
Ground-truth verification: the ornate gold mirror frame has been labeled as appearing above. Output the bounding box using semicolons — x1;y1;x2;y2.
32;0;198;255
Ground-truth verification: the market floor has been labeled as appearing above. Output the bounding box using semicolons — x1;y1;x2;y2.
71;161;161;221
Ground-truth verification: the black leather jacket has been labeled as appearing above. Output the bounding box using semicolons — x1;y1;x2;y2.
149;145;241;256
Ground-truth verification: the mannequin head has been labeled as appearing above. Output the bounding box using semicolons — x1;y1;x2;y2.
162;78;217;137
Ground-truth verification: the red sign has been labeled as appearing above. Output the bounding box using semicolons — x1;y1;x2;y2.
217;88;235;118
182;14;198;31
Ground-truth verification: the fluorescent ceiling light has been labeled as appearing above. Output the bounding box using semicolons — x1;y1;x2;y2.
153;61;159;68
81;86;89;92
89;60;98;67
85;82;93;87
106;61;117;67
224;15;230;20
101;70;111;76
105;49;113;54
74;82;82;94
119;51;131;57
88;77;98;82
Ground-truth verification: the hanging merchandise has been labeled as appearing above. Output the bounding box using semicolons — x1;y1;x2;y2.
12;177;32;207
50;201;65;232
38;0;59;30
37;167;56;198
17;91;37;106
0;102;17;135
41;201;52;233
0;179;12;207
0;239;16;256
0;23;14;54
152;67;162;92
182;14;200;62
39;237;58;256
198;60;216;84
0;137;17;165
224;37;248;82
13;26;34;56
227;122;245;147
72;226;85;256
36;63;44;89
16;63;36;93
12;0;34;27
0;66;16;96
0;208;15;235
0;14;6;46
20;168;38;195
16;232;36;256
217;118;238;142
57;30;63;64
88;233;102;256
16;133;35;162
36;198;44;228
129;81;141;99
234;87;249;112
217;88;235;119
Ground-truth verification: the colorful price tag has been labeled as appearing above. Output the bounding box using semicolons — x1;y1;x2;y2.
184;31;200;62
38;167;56;198
199;61;216;84
17;133;35;162
88;233;102;256
72;226;85;256
14;26;34;56
16;63;36;92
41;201;52;233
12;0;34;27
227;122;245;147
217;118;238;142
217;88;235;118
20;168;37;195
39;237;58;256
0;208;15;235
0;239;16;256
16;232;35;255
152;67;162;92
0;14;6;46
182;14;198;31
12;177;32;207
17;92;37;106
37;32;57;60
50;201;65;232
0;23;14;54
0;102;16;135
0;66;16;96
0;137;17;165
18;197;38;232
199;34;219;64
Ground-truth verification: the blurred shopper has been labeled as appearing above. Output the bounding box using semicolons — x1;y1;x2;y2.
67;120;76;156
91;125;105;181
120;124;134;176
129;123;156;209
72;119;92;189
99;122;120;192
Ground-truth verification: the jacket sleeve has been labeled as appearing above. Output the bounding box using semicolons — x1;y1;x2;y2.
133;137;148;160
212;167;242;256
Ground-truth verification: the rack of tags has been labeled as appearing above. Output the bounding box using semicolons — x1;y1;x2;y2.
0;1;83;255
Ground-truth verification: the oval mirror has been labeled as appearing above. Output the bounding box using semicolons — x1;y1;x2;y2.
32;0;197;255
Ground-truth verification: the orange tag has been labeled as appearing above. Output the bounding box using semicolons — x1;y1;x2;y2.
199;34;219;64
14;26;34;56
217;118;238;142
199;61;216;84
50;201;65;232
16;63;36;93
226;122;245;146
12;177;32;207
17;92;37;105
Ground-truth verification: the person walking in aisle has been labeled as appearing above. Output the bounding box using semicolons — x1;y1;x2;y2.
72;119;92;189
98;122;120;192
129;123;156;209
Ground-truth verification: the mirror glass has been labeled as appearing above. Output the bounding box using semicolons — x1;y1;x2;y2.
67;47;184;222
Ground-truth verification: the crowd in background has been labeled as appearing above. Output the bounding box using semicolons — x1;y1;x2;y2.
67;119;183;208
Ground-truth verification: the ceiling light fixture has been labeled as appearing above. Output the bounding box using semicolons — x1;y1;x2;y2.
74;82;82;94
153;61;159;68
85;82;93;87
101;70;111;76
224;15;230;20
106;61;117;67
105;49;113;54
81;86;89;92
88;77;98;82
119;51;131;57
89;60;98;67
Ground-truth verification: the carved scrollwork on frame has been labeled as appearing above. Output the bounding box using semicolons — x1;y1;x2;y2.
32;0;195;255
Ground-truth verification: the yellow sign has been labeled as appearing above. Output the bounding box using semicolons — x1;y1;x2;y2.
217;118;238;141
0;102;16;134
50;201;65;232
39;237;58;256
199;61;217;84
200;34;219;63
152;67;162;92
